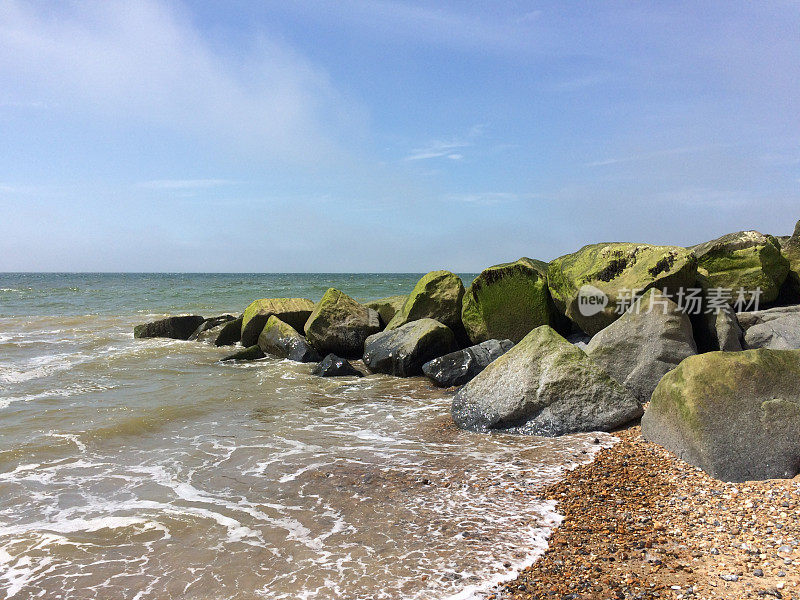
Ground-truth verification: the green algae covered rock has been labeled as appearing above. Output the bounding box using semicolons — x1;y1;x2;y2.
240;298;315;347
547;243;698;335
692;230;789;304
258;316;320;363
451;326;642;436
364;295;407;328
386;271;465;331
779;220;800;304
220;345;265;362
642;349;800;481
304;288;381;358
461;257;553;343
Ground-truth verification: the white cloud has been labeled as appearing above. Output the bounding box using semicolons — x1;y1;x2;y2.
404;141;470;161
0;0;360;164
444;192;541;205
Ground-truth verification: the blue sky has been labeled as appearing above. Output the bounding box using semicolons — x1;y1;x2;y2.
0;0;798;272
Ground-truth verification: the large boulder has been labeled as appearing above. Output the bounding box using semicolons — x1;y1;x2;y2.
133;315;205;340
736;304;800;331
547;243;697;335
364;295;407;328
386;271;465;332
585;289;697;402
240;298;315;347
642;349;800;481
258;316;320;363
422;339;514;387
304;288;381;358
452;326;642;436
363;318;456;377
692;230;789;305
220;345;265;362
461;257;554;344
213;316;243;346
188;315;236;341
704;306;744;352
312;354;364;378
744;316;800;350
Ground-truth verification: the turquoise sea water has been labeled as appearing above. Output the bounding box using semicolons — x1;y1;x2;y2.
0;273;608;600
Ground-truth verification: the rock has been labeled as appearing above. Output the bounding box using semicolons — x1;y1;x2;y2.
258;316;320;362
312;354;363;377
220;345;265;362
566;332;591;351
386;271;465;332
364;318;457;377
133;315;205;340
744;315;800;350
422;339;514;387
364;295;407;328
188;315;236;341
703;305;744;351
304;288;381;358
737;304;800;331
642;349;800;481
461;257;555;344
240;298;315;347
778;220;800;304
547;243;697;336
692;230;789;305
585;289;697;402
213;316;243;346
451;326;643;436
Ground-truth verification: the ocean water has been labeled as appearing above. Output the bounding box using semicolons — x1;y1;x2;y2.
0;273;611;600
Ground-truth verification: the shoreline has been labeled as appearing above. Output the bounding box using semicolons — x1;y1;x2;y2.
491;424;799;600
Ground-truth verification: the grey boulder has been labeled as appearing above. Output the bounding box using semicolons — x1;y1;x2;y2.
133;315;205;340
422;339;514;387
452;326;642;436
189;315;237;342
642;349;800;481
364;318;456;377
585;289;697;402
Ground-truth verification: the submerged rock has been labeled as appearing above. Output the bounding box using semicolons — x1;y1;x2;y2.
312;354;363;377
422;339;514;387
364;318;456;377
452;326;642;436
133;315;205;340
693;230;789;305
240;298;315;347
213;316;243;346
304;288;381;358
386;271;465;332
585;289;697;402
461;257;554;344
258;316;320;363
364;295;407;328
642;349;800;481
547;243;697;335
188;315;236;341
220;345;265;362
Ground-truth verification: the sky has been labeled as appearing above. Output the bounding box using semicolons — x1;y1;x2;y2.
0;0;798;272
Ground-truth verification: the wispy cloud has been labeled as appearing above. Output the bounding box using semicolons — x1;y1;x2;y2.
404;141;470;161
137;179;240;190
586;145;719;167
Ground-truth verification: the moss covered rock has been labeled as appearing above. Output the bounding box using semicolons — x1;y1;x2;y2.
451;326;642;436
642;349;800;481
547;243;697;335
363;318;456;377
240;298;315;347
364;295;407;328
220;345;265;362
779;220;800;304
461;257;554;343
304;288;381;358
386;271;465;331
692;230;789;304
258;316;320;363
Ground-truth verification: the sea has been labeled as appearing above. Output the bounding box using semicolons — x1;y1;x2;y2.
0;273;612;600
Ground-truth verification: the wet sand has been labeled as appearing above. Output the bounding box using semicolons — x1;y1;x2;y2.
496;425;800;600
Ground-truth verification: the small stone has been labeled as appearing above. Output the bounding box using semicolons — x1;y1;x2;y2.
753;568;764;577
720;574;738;582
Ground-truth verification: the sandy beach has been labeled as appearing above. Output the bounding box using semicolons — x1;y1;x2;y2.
497;424;800;600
